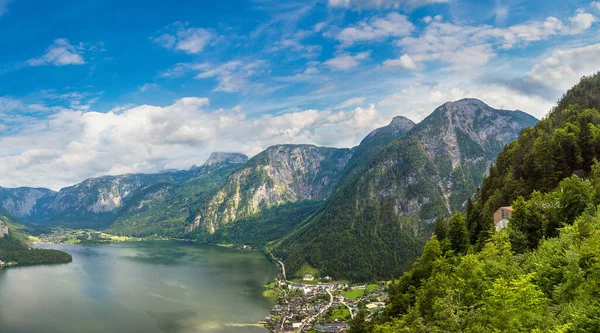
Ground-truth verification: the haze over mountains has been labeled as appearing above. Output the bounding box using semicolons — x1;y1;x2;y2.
0;98;537;280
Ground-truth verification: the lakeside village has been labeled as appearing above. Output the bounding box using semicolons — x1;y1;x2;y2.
262;261;389;333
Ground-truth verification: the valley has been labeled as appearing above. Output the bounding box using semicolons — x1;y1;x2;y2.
3;71;600;333
4;1;600;332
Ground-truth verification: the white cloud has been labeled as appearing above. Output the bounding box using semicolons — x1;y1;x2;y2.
153;22;215;54
193;60;270;93
270;39;322;58
314;22;327;32
564;10;597;34
28;39;85;67
333;97;366;109
139;83;157;92
336;12;414;46
593;2;600;11
524;43;600;95
422;15;442;23
304;67;320;75
0;98;390;189
382;53;417;69
328;0;448;10
325;51;371;70
494;4;509;25
395;10;596;70
162;60;272;94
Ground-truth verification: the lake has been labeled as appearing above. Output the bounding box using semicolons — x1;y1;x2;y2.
0;242;278;333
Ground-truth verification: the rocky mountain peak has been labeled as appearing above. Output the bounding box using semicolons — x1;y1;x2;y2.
363;116;415;142
389;116;416;132
436;98;493;120
203;152;249;167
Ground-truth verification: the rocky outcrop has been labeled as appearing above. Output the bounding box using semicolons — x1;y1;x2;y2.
190;144;352;233
0;219;8;238
340;115;415;184
0;187;56;219
202;152;249;167
363;115;415;142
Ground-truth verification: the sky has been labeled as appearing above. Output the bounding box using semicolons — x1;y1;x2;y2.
1;0;599;190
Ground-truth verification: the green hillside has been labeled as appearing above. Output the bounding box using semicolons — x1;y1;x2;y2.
0;217;72;266
358;73;600;333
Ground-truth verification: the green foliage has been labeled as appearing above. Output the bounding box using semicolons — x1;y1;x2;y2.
0;248;73;265
433;217;448;241
109;164;240;237
0;217;72;265
207;200;324;247
356;74;600;333
448;212;469;254
370;203;600;332
480;73;600;229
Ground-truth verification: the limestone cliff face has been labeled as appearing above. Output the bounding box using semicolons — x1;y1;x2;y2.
202;152;249;168
49;175;146;214
190;144;353;233
0;187;55;219
375;98;537;214
0;219;8;238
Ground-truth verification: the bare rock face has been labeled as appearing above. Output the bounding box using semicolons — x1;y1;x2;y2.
0;187;56;219
190;144;352;233
202;152;249;167
0;219;8;238
363;116;415;141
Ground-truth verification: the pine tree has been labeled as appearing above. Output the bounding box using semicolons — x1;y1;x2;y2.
448;212;469;254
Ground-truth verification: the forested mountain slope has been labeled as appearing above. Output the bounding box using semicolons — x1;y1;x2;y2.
0;217;71;266
360;73;600;333
339;116;415;184
189;118;415;247
468;72;600;245
274;99;537;281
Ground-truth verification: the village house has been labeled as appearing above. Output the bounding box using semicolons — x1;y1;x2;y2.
303;274;315;281
366;302;386;310
314;323;350;333
493;206;513;231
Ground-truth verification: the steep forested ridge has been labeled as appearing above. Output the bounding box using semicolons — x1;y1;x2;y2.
274;99;536;281
361;73;600;333
469;73;600;245
0;217;72;266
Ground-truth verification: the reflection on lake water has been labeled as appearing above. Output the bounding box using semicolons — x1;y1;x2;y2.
0;242;277;333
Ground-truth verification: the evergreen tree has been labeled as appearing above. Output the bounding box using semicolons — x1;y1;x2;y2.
434;217;448;241
448;212;469;254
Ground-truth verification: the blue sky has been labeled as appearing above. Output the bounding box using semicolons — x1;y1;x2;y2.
1;0;600;189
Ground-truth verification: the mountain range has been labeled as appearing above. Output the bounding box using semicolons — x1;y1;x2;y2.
0;98;537;281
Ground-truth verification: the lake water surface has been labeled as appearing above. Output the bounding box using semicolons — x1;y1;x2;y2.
0;242;277;333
